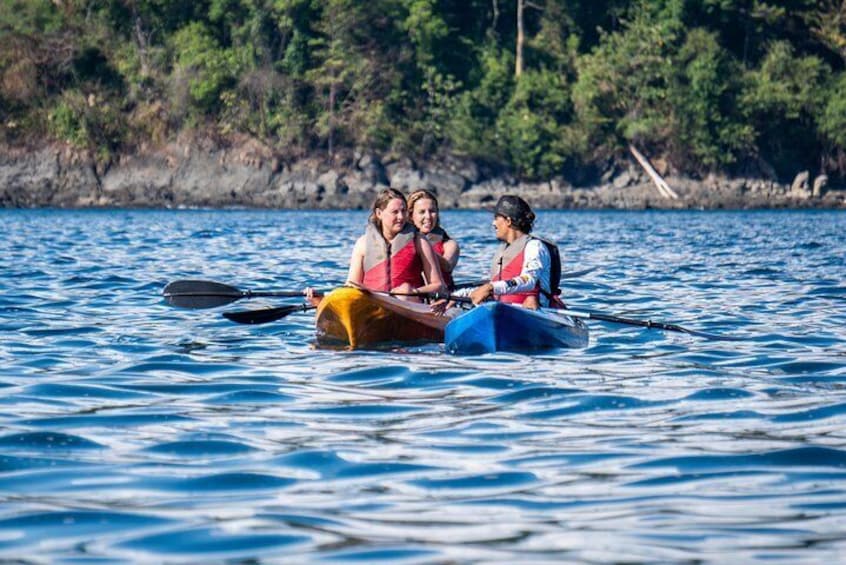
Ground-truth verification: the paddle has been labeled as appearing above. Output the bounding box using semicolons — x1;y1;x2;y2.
406;291;736;340
221;287;449;326
220;284;734;341
166;266;598;308
223;304;316;324
163;279;326;309
453;266;598;290
551;307;739;340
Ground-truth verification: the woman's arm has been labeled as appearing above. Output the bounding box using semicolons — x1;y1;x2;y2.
414;237;445;294
440;239;460;273
346;236;366;285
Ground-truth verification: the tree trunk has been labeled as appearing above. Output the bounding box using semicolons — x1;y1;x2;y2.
515;0;524;78
130;3;150;77
328;78;336;157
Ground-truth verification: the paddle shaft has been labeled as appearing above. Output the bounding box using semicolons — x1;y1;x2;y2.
204;268;728;339
452;266;598;290
163;279;329;309
167;267;599;308
400;290;728;339
555;308;693;334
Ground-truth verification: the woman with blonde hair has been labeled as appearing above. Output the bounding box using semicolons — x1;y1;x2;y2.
407;189;460;290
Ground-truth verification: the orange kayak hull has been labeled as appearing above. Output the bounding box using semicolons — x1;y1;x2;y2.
315;287;448;349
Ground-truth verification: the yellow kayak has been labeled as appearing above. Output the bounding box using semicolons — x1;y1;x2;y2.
315;287;450;349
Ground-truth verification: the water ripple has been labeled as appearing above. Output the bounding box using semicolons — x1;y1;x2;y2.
1;209;845;562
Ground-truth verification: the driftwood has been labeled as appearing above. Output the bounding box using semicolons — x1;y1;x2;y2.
629;145;679;200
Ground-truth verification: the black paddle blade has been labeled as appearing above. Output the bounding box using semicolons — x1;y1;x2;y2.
223;304;316;325
163;280;244;309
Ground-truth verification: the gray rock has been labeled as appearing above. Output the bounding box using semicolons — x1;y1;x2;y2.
0;148;102;207
389;167;424;191
791;170;810;197
424;168;467;195
317;170;345;195
344;171;378;194
101;155;174;206
437;155;481;184
813;175;828;197
612;171;632;189
357;153;387;184
2;142;845;210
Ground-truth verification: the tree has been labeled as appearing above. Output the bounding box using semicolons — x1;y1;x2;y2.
306;0;405;156
804;0;846;65
741;40;830;177
169;21;241;117
668;28;753;170
572;8;683;159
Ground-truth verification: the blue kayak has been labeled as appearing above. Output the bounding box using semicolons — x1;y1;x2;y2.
445;302;590;354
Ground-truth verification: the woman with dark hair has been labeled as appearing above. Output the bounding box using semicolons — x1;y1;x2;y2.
345;188;445;300
406;189;460;290
437;195;562;311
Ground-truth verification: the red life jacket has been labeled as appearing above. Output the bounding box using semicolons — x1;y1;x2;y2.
424;227;455;290
490;234;539;305
362;223;424;291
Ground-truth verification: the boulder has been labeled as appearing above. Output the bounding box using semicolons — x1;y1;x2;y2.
612;171;632;189
357;153;388;184
317;169;345;195
790;170;810;198
813;175;828;198
423;168;467;195
388;167;424;191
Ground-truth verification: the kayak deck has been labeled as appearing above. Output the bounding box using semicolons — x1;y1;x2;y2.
445;301;589;354
315;287;450;349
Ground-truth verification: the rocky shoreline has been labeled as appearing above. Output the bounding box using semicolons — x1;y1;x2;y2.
1;142;844;210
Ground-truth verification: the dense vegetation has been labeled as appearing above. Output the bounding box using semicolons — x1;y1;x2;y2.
2;0;845;182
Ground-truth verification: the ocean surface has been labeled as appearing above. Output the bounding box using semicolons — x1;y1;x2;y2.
1;208;845;563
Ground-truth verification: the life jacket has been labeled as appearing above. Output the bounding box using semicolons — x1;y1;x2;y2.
534;236;565;308
490;234;564;307
423;226;455;290
362;222;424;291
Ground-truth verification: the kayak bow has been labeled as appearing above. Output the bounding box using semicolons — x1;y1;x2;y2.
315;287;452;349
445;302;589;354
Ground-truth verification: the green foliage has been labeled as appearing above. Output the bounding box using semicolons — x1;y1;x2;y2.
447;44;514;158
742;41;827;120
572;10;682;155
169;22;242;116
2;0;846;178
47;89;126;155
403;0;450;68
496;69;578;178
401;66;461;155
0;0;63;34
819;72;846;148
281;28;311;77
48;94;88;147
741;40;829;175
668;28;754;169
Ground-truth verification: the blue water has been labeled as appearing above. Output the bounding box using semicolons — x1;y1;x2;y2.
1;208;845;562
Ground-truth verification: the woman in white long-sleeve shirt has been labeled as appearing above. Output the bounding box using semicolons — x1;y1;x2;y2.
458;195;560;310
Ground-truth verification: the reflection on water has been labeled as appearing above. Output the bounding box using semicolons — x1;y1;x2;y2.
0;209;845;562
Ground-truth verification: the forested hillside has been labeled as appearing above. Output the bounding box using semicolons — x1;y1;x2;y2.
2;0;845;183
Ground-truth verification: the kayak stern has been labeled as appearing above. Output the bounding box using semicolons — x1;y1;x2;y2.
445;302;589;354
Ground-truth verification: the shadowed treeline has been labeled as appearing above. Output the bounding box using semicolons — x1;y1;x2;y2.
1;0;845;184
